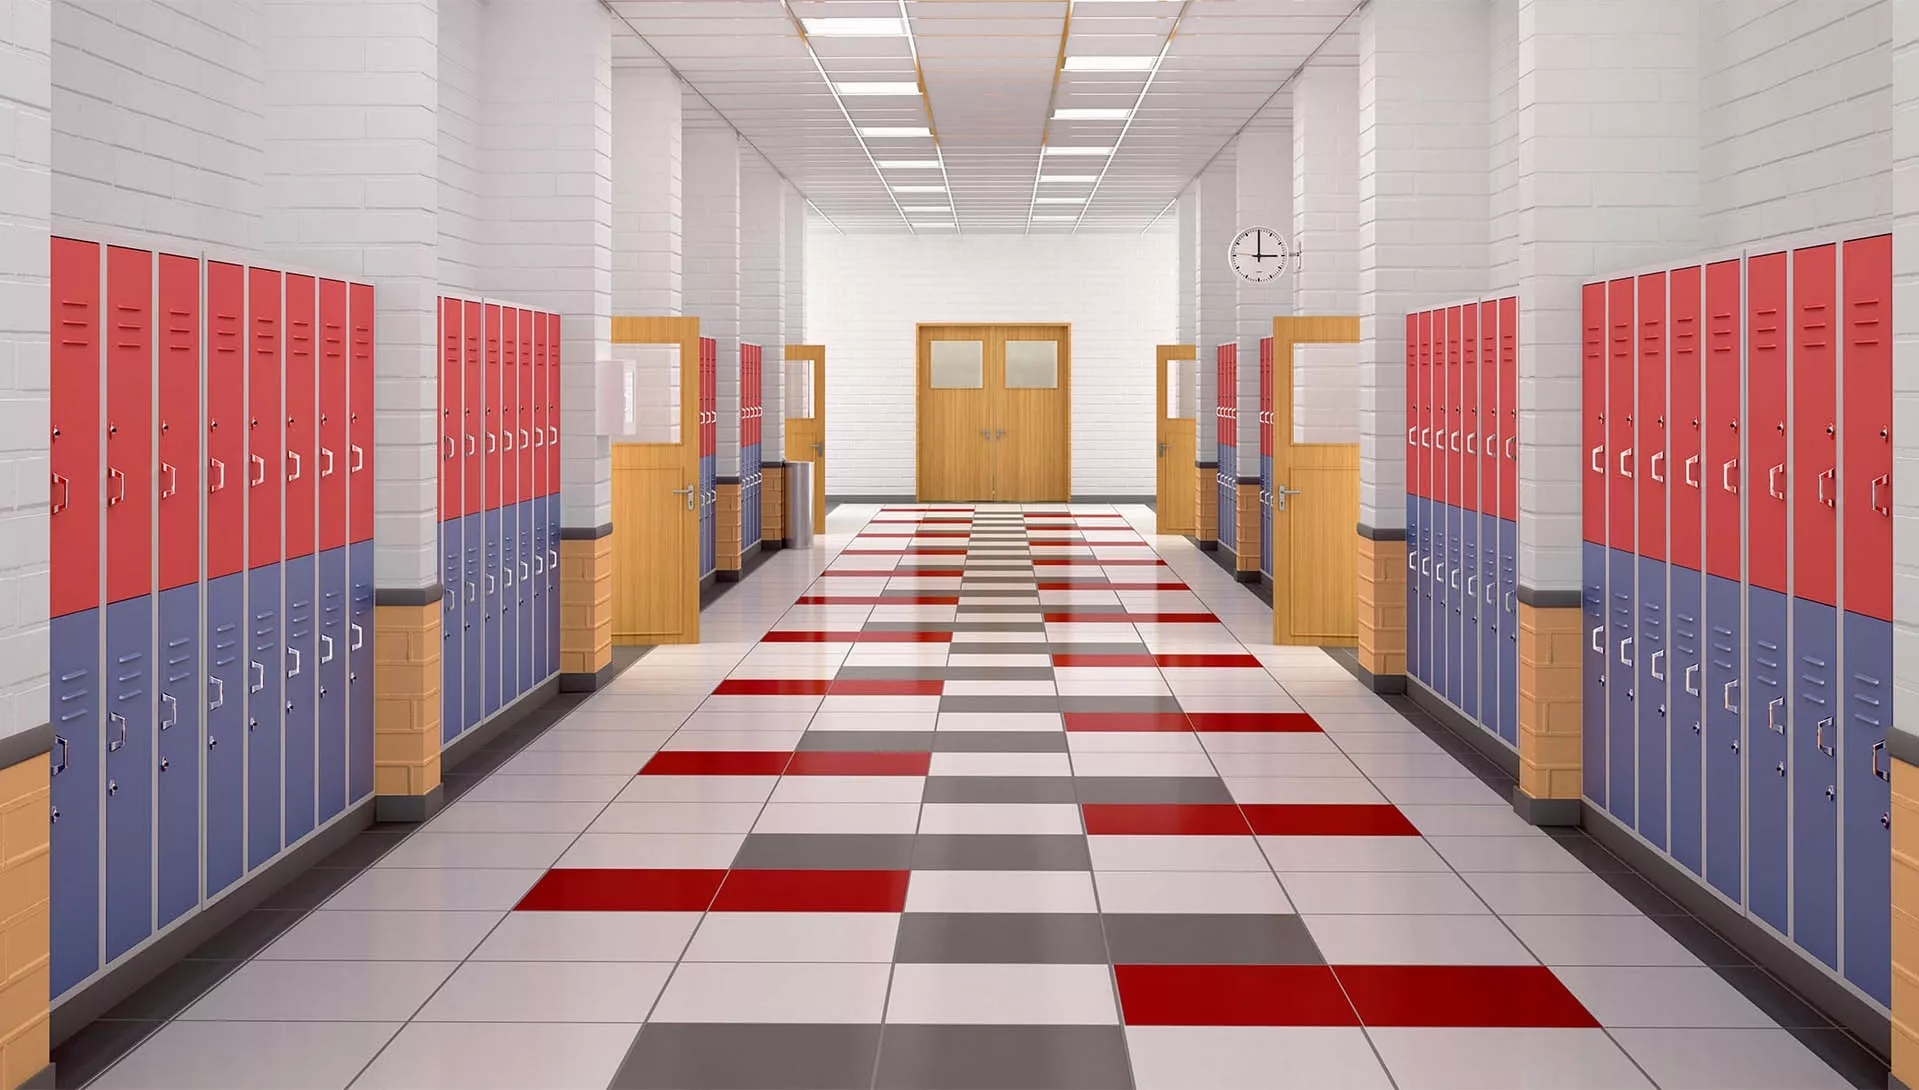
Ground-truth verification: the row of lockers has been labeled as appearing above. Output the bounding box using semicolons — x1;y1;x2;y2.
699;337;718;578
740;343;765;552
1215;343;1240;552
1405;297;1522;747
435;297;564;744
1581;235;1895;1008
49;239;377;1000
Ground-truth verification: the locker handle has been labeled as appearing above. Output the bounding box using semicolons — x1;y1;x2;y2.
1450;431;1461;452
534;429;545;449
1407;551;1417;572
466;580;476;602
444;436;456;460
1421;428;1432;448
535;554;546;575
1817;468;1834;508
211;456;229;494
1465;575;1477;597
50;473;68;515
108;467;126;507
160;693;177;730
209;675;225;711
1723;679;1739;712
1817;718;1834;757
486;432;498;454
1684;454;1700;487
1484;431;1496;455
520;429;530;449
1505;437;1515;460
548;548;558;568
352;443;365;472
1766;697;1784;734
504;430;515;452
548;426;558;445
161;462;178;499
1591;626;1603;653
251;454;266;486
1422;558;1431;577
1591;446;1604;474
1649;452;1665;483
250;661;264;694
1619;449;1634;479
1449;568;1459;590
1650;649;1665;680
1466;433;1477;456
1684;663;1700;696
520;561;530;581
1407;427;1417;445
1721;458;1739;494
287;647;302;679
1873;475;1891;516
1485;581;1495;605
109;713;127;753
1874;740;1890;781
322;634;335;663
1618;637;1633;667
486;573;497;595
1505;591;1514;614
350;623;364;651
464;435;475;457
50;735;67;776
1768;463;1785;501
288;450;302;482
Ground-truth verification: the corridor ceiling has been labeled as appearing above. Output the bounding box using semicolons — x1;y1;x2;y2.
605;0;1362;233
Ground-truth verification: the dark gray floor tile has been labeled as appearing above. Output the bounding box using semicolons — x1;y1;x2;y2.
932;731;1068;753
797;731;936;752
610;1023;882;1090
1074;777;1235;804
1648;913;1753;966
940;694;1060;713
874;1025;1133;1090
949;622;1049;634
961;603;1050;615
836;666;952;682
732;833;919;870
187;908;307;961
910;834;1092;870
1101;913;1323;965
1712;965;1832;1028
1057;696;1186;715
948;642;1057;656
894;912;1109;963
922;777;1080;804
940;667;1055;684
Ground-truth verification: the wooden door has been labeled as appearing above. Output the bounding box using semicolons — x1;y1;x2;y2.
611;316;701;644
917;323;1071;502
918;325;996;502
1156;344;1197;533
783;344;828;534
1270;315;1362;646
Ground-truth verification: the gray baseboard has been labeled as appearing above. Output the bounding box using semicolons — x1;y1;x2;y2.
1405;675;1521;780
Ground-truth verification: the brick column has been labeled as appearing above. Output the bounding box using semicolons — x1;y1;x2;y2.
1292;63;1359;317
684;113;741;570
1196;148;1235;548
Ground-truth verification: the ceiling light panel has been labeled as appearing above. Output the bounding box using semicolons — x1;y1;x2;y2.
1052;108;1133;121
802;16;906;36
1039;174;1096;183
834;80;921;95
1061;55;1157;71
890;184;946;192
878;160;941;169
858;126;931;138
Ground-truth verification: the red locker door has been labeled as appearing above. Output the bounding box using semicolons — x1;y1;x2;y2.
106;246;153;606
1843;234;1893;622
319;281;348;551
530;312;546;500
1582;282;1607;547
157;254;201;592
348;283;375;544
1443;307;1459;508
1793;245;1838;608
1747;252;1789;595
1419;310;1433;502
248;268;283;568
1404;314;1418;499
1637;273;1667;563
284;275;317;562
547;313;562;493
519;309;535;493
1498;296;1518;522
1669;266;1703;570
439;298;462;522
504;308;522;507
1607;278;1635;552
1704;260;1743;582
485;304;503;511
206;263;246;580
1478;301;1497;516
50;238;101;619
1460;303;1479;514
462;301;483;517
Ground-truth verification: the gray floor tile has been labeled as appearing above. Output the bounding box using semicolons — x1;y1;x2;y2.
1074;777;1236;804
1057;696;1187;715
964;603;1053;614
1101;913;1324;965
933;731;1069;753
874;1024;1134;1090
732;833;919;870
836;666;953;682
1045;643;1149;656
941;667;1056;683
610;1023;883;1090
942;694;1062;713
894;912;1110;963
961;588;1044;598
865;621;962;633
797;730;937;752
949;622;1050;634
922;776;1082;804
949;642;1059;656
910;833;1093;870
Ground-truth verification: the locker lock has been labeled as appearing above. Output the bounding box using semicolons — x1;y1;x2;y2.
160;757;170;772
107;780;118;797
1826;786;1836;801
1775;762;1786;777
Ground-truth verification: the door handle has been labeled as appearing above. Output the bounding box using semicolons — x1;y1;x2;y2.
1724;679;1740;712
520;561;530;581
996;429;1006;439
533;428;544;448
1817;718;1835;757
1591;446;1604;473
444;436;456;460
1484;582;1494;605
1619;448;1634;478
464;434;475;456
486;573;496;595
1766;697;1784;733
548;548;558;568
549;426;558;445
1421;557;1431;576
1159;442;1168;458
980;429;991;439
1421;428;1432;448
249;661;264;693
1873;474;1891;515
1722;458;1739;494
1684;454;1700;487
1618;637;1633;667
1505;436;1515;459
1450;568;1460;590
107;467;126;506
534;554;546;575
1466;433;1477;455
673;484;695;510
1768;463;1786;500
1505;591;1515;613
287;647;301;678
322;447;336;477
1590;626;1604;653
1407;426;1418;445
1818;468;1835;507
1407;551;1418;572
466;580;476;602
1275;484;1301;511
251;454;266;486
1684;663;1699;695
486;431;498;453
209;674;225;711
1649;451;1665;483
161;462;178;499
320;634;334;663
50;472;69;515
350;623;364;651
1650;649;1665;680
51;735;68;776
287;450;302;481
1466;575;1478;597
520;428;530;449
160;693;178;730
1450;431;1461;451
109;713;127;752
813;441;823;456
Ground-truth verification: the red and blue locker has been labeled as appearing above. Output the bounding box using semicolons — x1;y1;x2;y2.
246;267;284;875
1403;315;1422;682
284;276;319;848
742;343;763;552
700;336;717;578
1667;264;1705;878
204;261;248;900
317;280;350;828
1258;337;1274;579
155;253;201;929
349;284;376;807
546;314;562;681
1703;257;1744;901
1215;343;1236;554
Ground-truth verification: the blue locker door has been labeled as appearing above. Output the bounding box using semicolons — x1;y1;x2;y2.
1606;548;1636;822
1443;504;1459;704
204;573;246;895
1746;585;1790;932
1841;610;1892;1006
1432;505;1449;700
246;564;283;871
1668;564;1705;877
317;547;348;824
501;505;519;705
103;593;153;961
1791;596;1839;969
1480;512;1499;740
1704;573;1744;900
1498;519;1518;747
1404;501;1420;683
485;508;503;717
1461;520;1479;724
461;512;483;732
546;497;560;679
155;583;200;929
1581;542;1608;810
517;500;532;696
1636;555;1668;851
527;509;543;687
442;519;463;742
284;555;317;845
50;608;101;997
347;541;375;804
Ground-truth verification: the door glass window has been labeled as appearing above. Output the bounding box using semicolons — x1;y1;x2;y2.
1167;358;1197;418
1006;340;1059;389
785;358;815;417
931;340;984;388
611;342;680;443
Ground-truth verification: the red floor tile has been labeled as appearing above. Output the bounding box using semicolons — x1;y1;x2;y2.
1107;582;1191;591
514;868;725;912
1044;612;1136;623
829;678;944;696
639;751;793;776
1154;653;1264;669
785;750;933;776
1036;582;1111;591
1042;612;1218;624
1052;653;1158;668
1082;803;1251;836
1240;803;1421;836
1116;964;1360;1026
712;869;912;912
855;630;954;643
1335;965;1601;1028
1187;711;1322;733
1063;712;1194;732
714;679;833;696
760;630;861;643
795;595;959;606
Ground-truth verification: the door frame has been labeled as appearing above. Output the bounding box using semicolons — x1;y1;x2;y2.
1156;343;1197;534
783;343;827;534
914;322;1073;503
610;315;701;644
1269;315;1362;646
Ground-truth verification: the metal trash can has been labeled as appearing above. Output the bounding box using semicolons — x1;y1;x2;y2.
786;461;815;548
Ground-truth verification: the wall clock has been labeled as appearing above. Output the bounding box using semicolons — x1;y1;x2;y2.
1229;225;1289;283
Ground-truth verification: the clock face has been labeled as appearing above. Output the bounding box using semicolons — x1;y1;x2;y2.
1229;226;1288;283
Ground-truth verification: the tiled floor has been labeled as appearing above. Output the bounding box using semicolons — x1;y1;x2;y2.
81;504;1870;1089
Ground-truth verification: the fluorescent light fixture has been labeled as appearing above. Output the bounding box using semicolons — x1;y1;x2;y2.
1062;55;1157;72
803;17;906;36
891;185;947;193
878;159;941;169
1043;145;1114;156
1032;215;1079;222
912;222;957;229
860;126;932;138
1053;108;1132;121
902;205;952;213
1034;196;1087;204
1039;174;1096;183
835;81;921;96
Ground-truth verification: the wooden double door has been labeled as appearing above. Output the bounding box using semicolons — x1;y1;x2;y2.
917;323;1071;503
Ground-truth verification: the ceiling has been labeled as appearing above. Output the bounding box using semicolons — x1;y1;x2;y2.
605;0;1361;234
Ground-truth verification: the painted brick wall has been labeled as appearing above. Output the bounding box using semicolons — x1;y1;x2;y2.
612;61;682;316
741;152;784;462
1176;190;1196;347
1487;0;1520;295
805;227;1178;496
682;115;740;477
1891;0;1919;775
1196;148;1237;459
1293;60;1359;317
1239;119;1292;443
438;0;483;296
784;187;806;347
0;0;51;742
1700;0;1893;251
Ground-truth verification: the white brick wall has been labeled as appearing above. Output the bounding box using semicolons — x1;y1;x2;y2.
1515;0;1699;591
482;0;614;529
1355;0;1491;532
51;0;264;252
438;0;483;295
612;60;682;315
1196;148;1237;458
1487;0;1520;294
806;226;1178;496
0;0;51;740
1700;0;1893;251
682;114;739;477
1238;118;1291;445
1890;0;1918;751
741;152;784;463
784;187;806;348
1292;60;1359;316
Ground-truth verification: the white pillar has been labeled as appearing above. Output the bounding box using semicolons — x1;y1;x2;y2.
684;110;741;478
741;151;785;468
1238;117;1291;451
1176;191;1197;347
1195;148;1238;463
1293;62;1360;316
613;60;682;316
784;185;807;349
